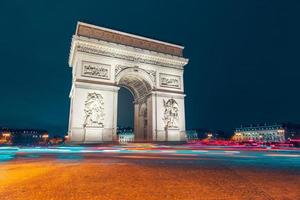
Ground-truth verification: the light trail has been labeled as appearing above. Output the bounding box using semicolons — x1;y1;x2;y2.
0;145;299;167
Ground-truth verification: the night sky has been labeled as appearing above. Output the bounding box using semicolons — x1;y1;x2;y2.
0;1;299;135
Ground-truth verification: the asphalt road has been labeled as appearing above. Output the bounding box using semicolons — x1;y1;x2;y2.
0;144;299;200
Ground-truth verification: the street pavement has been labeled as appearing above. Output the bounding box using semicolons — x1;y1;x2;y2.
0;144;299;200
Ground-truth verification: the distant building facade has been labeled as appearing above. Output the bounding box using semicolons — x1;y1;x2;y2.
117;127;134;143
232;123;300;143
186;129;230;141
186;130;199;141
0;128;49;145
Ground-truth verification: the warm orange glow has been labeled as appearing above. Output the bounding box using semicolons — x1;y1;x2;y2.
0;154;298;200
278;129;285;133
2;133;11;137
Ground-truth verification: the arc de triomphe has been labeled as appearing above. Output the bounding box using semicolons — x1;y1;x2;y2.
68;22;189;143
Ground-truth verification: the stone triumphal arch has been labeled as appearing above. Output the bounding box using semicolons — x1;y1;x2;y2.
68;22;189;143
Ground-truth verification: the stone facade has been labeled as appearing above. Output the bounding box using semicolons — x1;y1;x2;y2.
232;125;285;143
68;22;189;143
76;23;183;56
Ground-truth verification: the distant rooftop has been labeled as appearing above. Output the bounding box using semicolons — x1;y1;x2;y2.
235;122;300;131
75;22;184;57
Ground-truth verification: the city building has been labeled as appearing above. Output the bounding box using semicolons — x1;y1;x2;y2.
186;129;212;141
186;129;230;141
186;130;199;141
0;128;49;145
117;127;134;143
232;123;300;143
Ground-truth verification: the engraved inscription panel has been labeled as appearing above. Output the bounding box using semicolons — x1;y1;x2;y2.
159;73;181;89
82;61;110;79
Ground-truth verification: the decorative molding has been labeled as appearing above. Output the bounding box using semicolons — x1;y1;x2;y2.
71;38;188;69
115;65;127;77
75;80;119;93
81;61;110;79
77;44;179;68
115;65;156;84
145;69;156;84
77;23;183;57
76;78;117;87
83;92;105;128
159;73;181;89
153;89;184;95
162;98;179;128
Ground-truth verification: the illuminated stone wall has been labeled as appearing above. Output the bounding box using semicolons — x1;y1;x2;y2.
68;22;189;143
232;126;285;142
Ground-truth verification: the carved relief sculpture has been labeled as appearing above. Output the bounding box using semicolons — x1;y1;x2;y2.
159;73;181;89
115;65;127;77
163;98;179;128
115;65;156;84
76;44;184;69
83;92;105;127
145;69;156;84
82;61;110;79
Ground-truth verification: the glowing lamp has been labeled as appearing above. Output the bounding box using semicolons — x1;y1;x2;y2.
42;134;49;139
2;133;11;137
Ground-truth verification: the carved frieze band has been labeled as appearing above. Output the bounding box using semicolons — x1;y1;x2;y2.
81;61;111;80
115;65;156;84
76;44;183;69
159;73;181;89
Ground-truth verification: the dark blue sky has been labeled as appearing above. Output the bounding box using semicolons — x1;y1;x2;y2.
0;0;299;134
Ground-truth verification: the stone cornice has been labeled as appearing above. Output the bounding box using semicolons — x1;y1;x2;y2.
76;22;184;57
68;36;189;69
153;88;185;95
152;90;186;99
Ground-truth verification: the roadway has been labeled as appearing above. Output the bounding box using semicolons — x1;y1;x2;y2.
0;144;299;200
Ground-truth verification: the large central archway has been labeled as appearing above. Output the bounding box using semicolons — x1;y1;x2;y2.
67;22;189;143
116;67;154;141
